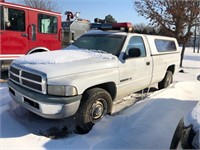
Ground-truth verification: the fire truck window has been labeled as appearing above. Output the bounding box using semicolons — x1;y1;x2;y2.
0;6;4;30
3;7;25;32
38;14;58;34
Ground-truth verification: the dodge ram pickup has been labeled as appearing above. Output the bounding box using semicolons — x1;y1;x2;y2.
8;22;180;133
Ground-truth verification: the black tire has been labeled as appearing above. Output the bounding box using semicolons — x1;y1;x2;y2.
158;71;173;89
75;88;112;134
170;119;184;149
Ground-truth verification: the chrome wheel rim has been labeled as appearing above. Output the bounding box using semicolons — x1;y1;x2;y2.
90;98;108;123
166;75;172;86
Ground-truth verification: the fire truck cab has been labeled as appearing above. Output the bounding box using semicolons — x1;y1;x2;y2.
0;1;62;71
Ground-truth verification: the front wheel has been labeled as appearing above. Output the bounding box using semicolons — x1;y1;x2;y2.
75;88;112;134
158;71;173;89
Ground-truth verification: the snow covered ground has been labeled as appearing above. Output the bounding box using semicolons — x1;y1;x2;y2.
0;47;199;149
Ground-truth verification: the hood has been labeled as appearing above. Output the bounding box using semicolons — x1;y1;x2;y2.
13;49;118;78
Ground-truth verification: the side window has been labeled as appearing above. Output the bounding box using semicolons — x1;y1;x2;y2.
38;14;58;34
155;39;177;52
1;7;25;31
127;36;146;57
0;6;4;30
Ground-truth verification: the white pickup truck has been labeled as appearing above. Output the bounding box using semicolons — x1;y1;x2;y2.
8;23;180;133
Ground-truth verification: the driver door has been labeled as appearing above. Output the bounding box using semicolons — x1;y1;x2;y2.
117;35;153;98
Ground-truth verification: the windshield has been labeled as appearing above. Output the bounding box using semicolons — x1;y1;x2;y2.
70;34;126;56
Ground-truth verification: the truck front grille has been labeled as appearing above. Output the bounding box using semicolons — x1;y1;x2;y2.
9;65;46;94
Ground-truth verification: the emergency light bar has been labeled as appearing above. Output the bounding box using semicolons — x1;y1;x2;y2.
90;22;134;32
90;23;112;30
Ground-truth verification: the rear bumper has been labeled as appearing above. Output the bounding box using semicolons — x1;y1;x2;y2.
8;80;81;119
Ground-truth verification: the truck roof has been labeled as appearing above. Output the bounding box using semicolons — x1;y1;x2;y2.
88;22;177;42
0;1;61;16
85;30;177;41
85;30;128;36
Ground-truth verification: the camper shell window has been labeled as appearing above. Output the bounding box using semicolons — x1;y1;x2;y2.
155;39;177;52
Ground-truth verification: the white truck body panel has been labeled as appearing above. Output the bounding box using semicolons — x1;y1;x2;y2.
8;30;180;119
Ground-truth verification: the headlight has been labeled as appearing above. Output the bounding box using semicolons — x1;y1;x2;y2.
48;85;78;96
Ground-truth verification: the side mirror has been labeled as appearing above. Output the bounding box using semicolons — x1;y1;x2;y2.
124;48;141;59
197;75;200;81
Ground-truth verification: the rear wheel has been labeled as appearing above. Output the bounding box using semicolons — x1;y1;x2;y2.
158;71;173;89
75;88;112;134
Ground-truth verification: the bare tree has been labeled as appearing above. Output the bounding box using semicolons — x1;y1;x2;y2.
134;0;200;67
134;23;159;34
17;0;59;12
104;14;117;23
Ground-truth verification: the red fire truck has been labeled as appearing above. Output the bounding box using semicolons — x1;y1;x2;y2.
0;0;62;71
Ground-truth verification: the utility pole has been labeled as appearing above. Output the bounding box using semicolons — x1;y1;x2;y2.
198;25;200;53
193;21;200;53
193;21;197;53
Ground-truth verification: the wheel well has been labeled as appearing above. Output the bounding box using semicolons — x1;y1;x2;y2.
85;82;117;101
29;49;47;54
167;65;175;74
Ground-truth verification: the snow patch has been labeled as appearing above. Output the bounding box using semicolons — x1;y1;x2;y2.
13;49;116;65
1;47;200;149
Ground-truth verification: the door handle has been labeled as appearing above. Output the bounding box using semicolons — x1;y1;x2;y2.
146;62;150;66
21;33;28;37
